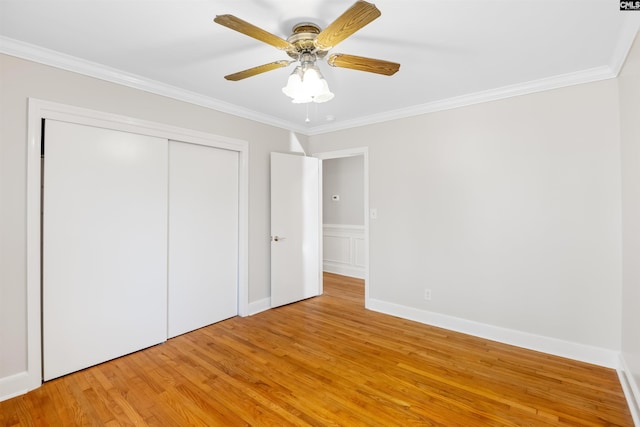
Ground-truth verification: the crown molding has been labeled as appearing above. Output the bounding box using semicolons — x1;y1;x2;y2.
2;19;639;138
0;36;309;134
306;20;640;135
305;65;616;135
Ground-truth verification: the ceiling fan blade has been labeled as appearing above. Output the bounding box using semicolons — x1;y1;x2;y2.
315;1;381;50
214;15;294;51
224;60;292;81
327;54;400;76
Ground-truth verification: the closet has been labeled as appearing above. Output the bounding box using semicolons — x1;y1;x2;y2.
42;119;239;380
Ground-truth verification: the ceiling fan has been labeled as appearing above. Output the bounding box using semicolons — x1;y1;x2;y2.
214;0;400;103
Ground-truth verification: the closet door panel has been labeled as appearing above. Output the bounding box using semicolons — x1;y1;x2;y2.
43;120;168;381
168;141;238;338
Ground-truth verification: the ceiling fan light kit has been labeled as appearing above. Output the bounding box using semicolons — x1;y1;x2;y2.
282;53;334;104
214;1;399;106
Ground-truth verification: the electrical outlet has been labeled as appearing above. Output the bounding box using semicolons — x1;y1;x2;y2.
424;289;432;301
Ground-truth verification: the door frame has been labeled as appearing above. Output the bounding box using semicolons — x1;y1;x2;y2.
24;98;249;393
312;147;370;304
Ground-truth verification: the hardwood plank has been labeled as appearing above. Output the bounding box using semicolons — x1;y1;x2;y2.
0;272;633;426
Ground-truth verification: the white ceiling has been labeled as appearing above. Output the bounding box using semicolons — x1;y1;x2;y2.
1;0;639;134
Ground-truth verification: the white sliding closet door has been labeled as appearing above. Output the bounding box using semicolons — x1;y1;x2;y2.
43;120;168;381
168;141;239;338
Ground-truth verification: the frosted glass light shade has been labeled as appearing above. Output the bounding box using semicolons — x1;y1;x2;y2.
313;79;335;103
282;64;334;104
282;66;304;99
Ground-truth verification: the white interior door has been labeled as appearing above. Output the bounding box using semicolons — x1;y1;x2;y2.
168;141;239;338
43;120;168;381
270;152;321;308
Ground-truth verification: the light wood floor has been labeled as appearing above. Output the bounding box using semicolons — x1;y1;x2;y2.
1;273;632;426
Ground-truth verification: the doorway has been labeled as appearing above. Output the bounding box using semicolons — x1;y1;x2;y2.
314;148;369;304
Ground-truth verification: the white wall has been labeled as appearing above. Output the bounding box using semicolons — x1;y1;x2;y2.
323;156;364;225
309;79;623;360
0;54;292;387
619;33;640;418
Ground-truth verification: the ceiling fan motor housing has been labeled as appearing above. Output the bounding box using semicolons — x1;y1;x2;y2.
286;22;327;59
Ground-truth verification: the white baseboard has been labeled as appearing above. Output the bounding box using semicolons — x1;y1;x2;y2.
247;297;271;316
0;371;39;403
323;263;365;279
366;298;619;368
618;354;640;426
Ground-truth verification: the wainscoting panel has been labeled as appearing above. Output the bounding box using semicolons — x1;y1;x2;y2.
354;237;366;268
323;224;365;279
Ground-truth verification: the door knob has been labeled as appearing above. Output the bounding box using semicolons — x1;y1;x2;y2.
272;235;286;242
